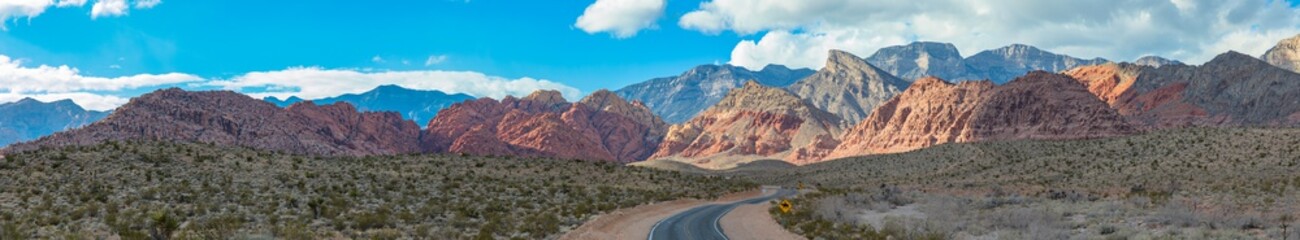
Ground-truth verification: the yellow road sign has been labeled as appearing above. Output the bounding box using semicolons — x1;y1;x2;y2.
778;199;793;213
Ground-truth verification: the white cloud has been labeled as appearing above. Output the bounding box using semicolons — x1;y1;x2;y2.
0;55;202;93
0;0;56;29
0;54;200;111
133;0;159;9
681;0;1300;70
371;55;385;63
575;0;666;38
0;92;128;111
91;0;128;19
56;0;88;7
424;55;448;66
207;67;583;102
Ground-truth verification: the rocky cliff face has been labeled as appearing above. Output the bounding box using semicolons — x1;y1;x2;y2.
422;89;667;163
1263;34;1300;73
866;42;974;81
827;72;1135;159
615;64;814;123
264;85;474;127
651;81;845;167
5;88;423;156
0;98;109;147
788;50;910;124
1067;51;1300;128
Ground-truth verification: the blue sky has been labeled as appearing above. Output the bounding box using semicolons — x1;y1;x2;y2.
2;0;1299;111
1;0;742;95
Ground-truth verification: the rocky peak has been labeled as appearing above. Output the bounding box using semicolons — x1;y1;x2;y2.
1263;34;1300;73
789;50;909;124
866;42;968;81
824;50;869;73
579;89;668;136
1133;56;1184;68
524;90;567;104
1207;51;1265;68
716;81;810;113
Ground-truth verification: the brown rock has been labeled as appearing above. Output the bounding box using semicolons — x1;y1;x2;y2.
423;90;666;163
6;88;423;156
652;81;845;166
1065;51;1300;128
827;72;1136;159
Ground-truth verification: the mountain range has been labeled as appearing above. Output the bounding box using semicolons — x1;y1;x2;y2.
0;98;109;147
7;35;1300;168
264;85;475;127
866;42;1110;83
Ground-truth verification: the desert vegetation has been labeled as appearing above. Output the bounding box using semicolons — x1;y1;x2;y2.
0;141;755;239
759;128;1300;239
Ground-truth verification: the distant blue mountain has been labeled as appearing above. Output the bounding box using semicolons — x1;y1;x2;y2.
264;85;475;127
0;98;109;147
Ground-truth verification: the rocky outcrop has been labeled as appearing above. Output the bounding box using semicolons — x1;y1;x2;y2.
866;42;975;81
788;50;910;124
1066;51;1300;128
264;85;474;128
422;89;666;163
5;88;423;156
615;64;814;123
0;98;109;147
827;72;1135;159
651;81;845;166
1263;34;1300;73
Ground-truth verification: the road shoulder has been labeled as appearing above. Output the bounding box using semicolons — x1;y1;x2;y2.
720;202;807;240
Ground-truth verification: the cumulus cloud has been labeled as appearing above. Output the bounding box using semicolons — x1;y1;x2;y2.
0;55;201;93
0;1;56;29
207;67;583;102
1;0;158;26
575;0;666;38
680;0;1300;70
0;54;201;111
91;0;128;19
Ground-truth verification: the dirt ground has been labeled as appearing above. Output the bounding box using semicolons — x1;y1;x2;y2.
560;189;786;240
720;202;808;240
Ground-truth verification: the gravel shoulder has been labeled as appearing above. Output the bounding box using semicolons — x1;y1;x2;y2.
720;202;807;240
560;190;763;240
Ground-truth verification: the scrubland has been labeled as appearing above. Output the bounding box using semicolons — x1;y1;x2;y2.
0;141;755;239
759;128;1300;239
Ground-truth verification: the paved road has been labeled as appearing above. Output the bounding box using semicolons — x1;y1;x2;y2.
648;188;796;240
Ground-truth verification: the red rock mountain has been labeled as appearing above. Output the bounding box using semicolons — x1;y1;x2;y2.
5;88;423;156
1065;51;1300;128
651;81;846;167
827;72;1136;159
422;89;667;163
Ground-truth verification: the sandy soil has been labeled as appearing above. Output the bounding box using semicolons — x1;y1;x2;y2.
560;190;765;240
720;202;807;240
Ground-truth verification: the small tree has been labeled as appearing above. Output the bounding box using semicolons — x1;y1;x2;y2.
149;211;179;240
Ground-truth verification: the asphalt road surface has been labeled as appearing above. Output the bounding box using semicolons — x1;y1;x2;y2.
648;188;796;240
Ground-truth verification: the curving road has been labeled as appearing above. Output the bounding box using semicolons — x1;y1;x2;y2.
648;188;795;240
